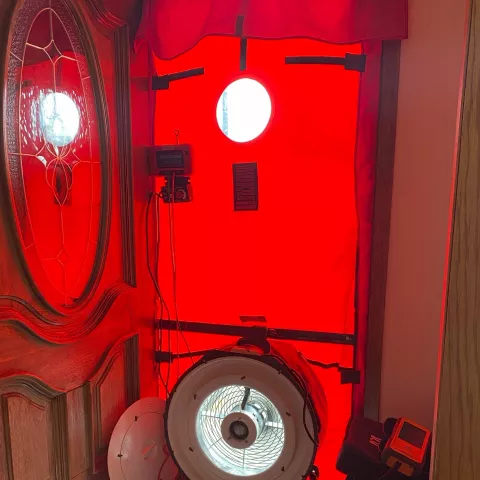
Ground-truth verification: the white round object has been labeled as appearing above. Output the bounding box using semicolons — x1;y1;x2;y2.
40;92;80;147
166;355;316;479
216;78;272;143
108;397;177;480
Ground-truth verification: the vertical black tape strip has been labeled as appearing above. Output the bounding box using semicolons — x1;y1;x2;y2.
240;37;247;71
233;162;258;211
235;15;245;36
236;15;247;71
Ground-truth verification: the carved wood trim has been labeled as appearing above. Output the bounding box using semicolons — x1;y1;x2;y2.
85;0;125;29
87;333;139;473
85;0;137;288
0;374;70;479
0;374;64;399
0;282;132;344
125;334;140;406
114;25;137;288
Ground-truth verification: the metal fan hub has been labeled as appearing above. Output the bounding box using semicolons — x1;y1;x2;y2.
221;403;266;449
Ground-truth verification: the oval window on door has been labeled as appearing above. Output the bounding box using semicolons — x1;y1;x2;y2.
4;0;107;309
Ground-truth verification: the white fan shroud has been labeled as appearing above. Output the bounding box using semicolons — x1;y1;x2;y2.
107;397;177;480
165;355;317;480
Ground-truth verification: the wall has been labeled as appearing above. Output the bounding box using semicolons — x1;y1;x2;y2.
379;0;469;428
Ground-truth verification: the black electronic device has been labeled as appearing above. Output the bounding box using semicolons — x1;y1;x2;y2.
160;175;192;203
149;144;192;176
381;418;431;477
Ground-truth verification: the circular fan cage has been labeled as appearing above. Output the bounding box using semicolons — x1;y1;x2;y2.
165;349;323;480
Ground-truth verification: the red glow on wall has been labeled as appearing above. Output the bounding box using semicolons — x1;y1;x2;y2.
153;35;363;478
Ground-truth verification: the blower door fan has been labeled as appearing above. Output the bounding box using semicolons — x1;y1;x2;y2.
165;347;325;479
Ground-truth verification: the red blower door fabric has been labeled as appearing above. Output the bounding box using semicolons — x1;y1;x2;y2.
152;35;381;478
143;1;406;477
136;0;407;59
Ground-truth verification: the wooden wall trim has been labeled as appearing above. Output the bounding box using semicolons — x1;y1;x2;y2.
1;396;14;480
52;394;70;480
114;25;137;288
431;0;478;477
86;0;137;288
364;40;402;420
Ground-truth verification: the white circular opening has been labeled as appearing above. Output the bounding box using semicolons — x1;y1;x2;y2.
196;385;284;476
216;78;272;143
40;92;80;147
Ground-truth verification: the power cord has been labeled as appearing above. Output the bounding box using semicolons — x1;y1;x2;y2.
377;462;401;479
146;191;171;396
167;174;194;374
265;353;320;447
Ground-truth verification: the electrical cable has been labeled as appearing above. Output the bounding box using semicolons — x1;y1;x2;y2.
376;462;401;479
154;191;162;398
265;353;320;447
155;191;172;396
157;443;171;480
146;192;171;396
167;173;195;372
168;174;180;380
290;368;320;447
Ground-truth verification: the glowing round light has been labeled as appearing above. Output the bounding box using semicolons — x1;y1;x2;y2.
196;385;284;476
216;78;272;143
40;92;80;147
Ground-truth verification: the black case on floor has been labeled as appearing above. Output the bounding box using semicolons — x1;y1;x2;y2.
336;416;430;480
336;416;388;480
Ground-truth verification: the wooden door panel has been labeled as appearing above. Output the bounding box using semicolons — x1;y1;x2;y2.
0;334;137;480
88;334;139;473
0;377;68;480
0;0;152;477
66;387;89;479
0;299;132;391
7;395;53;479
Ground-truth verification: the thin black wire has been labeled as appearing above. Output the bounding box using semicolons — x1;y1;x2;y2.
376;462;401;479
146;192;171;396
155;192;172;395
168;175;180;380
265;354;320;447
168;174;195;372
290;368;320;447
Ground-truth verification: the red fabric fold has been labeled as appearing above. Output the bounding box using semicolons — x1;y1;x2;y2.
136;0;407;58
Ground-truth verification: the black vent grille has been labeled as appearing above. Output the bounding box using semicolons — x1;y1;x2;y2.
233;163;258;211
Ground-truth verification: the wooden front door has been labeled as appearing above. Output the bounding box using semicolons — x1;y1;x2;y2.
0;0;154;478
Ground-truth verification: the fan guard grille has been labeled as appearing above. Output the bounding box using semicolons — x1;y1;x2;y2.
196;385;285;476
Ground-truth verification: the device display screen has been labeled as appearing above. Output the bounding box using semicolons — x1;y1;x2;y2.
398;422;426;448
157;151;184;167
